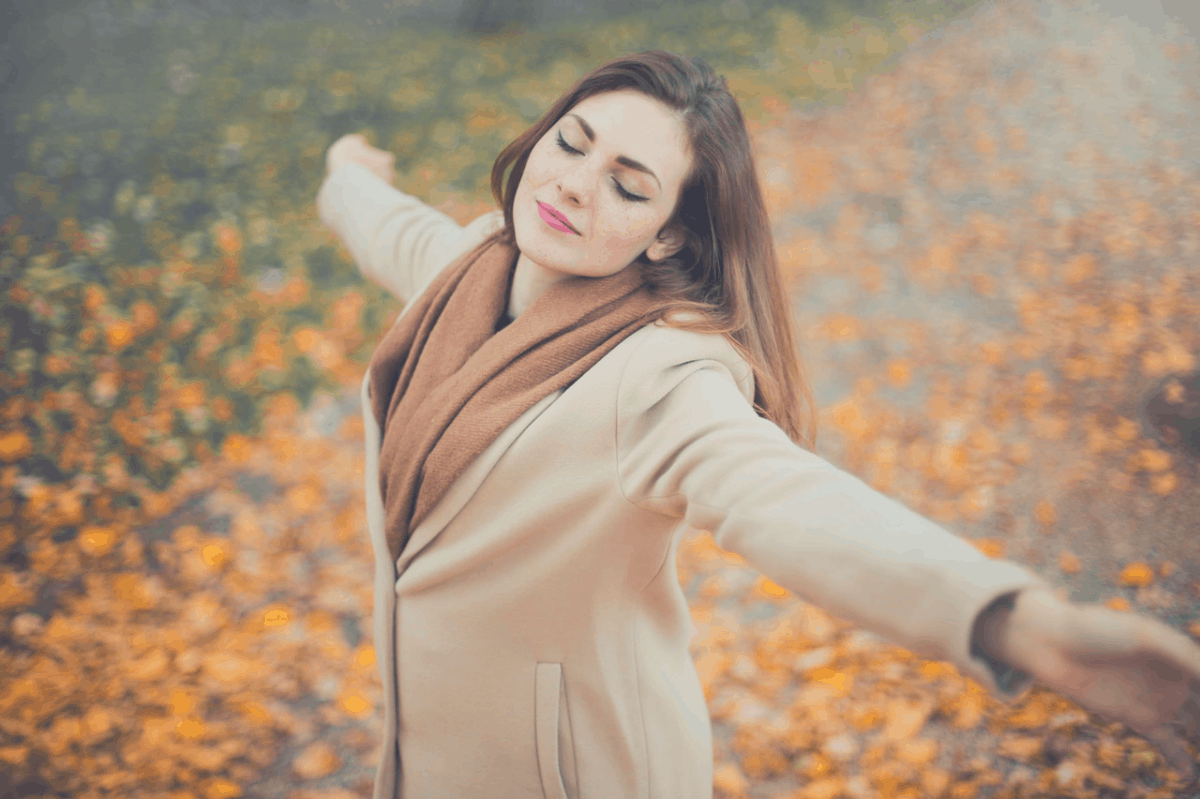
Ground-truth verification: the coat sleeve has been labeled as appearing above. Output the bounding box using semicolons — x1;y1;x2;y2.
316;162;505;304
615;327;1055;703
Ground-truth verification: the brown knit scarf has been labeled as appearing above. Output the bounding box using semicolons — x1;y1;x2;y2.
368;229;678;566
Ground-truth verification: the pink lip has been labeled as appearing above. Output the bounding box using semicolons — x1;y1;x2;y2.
537;202;578;234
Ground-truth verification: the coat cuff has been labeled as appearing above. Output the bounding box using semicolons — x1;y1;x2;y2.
951;563;1055;703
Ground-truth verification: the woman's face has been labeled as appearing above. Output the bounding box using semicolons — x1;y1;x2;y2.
512;89;694;279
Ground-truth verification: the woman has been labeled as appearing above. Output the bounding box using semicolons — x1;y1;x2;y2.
318;51;1200;799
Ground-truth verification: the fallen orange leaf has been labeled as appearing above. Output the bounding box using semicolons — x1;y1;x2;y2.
175;717;206;740
201;779;242;799
754;576;789;599
883;699;932;740
894;737;939;766
972;538;1005;559
339;692;371;715
1119;562;1154;587
1058;550;1082;574
1034;499;1057;528
0;431;34;462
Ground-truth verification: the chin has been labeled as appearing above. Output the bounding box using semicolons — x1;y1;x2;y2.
514;208;567;262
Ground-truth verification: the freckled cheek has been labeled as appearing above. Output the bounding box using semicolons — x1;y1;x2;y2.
592;221;656;261
598;211;653;238
529;153;562;185
519;162;546;192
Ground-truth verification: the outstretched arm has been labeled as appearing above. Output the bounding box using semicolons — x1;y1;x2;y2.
615;326;1053;700
617;325;1200;782
974;586;1200;781
317;134;503;305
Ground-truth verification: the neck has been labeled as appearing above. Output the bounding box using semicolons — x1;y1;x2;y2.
507;250;571;320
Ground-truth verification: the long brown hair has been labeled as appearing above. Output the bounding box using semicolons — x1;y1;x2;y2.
490;50;818;451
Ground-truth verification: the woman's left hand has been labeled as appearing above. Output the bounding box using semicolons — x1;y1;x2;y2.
326;133;396;184
995;589;1200;782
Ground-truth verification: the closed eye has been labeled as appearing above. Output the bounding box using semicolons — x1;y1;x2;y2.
613;180;648;202
555;131;581;156
555;131;649;203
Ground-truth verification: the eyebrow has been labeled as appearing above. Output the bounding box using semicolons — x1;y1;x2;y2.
566;113;661;189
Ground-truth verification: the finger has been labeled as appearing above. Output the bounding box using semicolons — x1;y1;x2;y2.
1140;614;1200;681
1139;725;1198;783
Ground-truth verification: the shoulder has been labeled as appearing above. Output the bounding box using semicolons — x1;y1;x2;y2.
462;209;506;241
426;210;506;286
617;318;756;407
443;209;506;264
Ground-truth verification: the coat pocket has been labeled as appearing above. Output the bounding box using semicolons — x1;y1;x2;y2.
535;662;578;799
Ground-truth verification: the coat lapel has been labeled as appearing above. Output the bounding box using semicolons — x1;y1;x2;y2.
362;366;563;578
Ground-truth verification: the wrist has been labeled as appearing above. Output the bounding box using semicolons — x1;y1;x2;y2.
326;157;353;178
972;591;1018;664
973;587;1064;676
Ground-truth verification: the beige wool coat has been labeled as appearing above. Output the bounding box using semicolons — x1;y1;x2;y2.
316;162;1053;799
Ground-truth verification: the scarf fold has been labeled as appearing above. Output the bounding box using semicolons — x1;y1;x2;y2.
368;230;677;566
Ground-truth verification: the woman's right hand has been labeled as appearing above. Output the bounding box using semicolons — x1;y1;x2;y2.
325;133;396;184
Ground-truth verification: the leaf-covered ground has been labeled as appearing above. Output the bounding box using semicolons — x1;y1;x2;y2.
2;0;1200;797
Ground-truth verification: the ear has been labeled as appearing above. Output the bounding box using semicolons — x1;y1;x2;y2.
646;223;688;262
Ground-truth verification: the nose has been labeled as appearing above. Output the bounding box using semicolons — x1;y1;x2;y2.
555;159;595;207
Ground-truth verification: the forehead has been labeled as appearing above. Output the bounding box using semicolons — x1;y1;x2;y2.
564;89;691;181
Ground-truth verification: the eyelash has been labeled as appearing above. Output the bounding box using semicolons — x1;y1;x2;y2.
555;132;648;202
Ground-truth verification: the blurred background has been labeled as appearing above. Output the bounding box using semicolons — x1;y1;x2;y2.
2;0;1200;797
